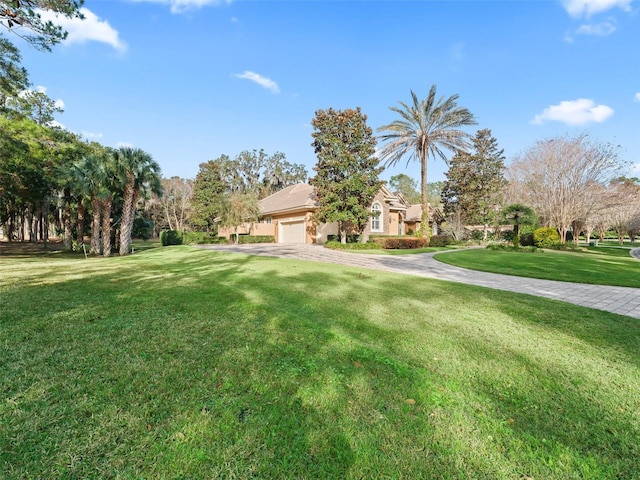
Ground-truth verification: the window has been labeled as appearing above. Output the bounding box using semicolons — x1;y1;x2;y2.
263;216;272;224
371;203;382;232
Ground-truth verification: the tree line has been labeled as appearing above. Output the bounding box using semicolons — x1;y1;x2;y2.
1;1;636;248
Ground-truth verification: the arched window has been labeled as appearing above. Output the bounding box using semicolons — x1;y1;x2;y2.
371;202;383;232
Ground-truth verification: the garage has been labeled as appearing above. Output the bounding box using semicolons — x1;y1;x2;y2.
280;220;306;244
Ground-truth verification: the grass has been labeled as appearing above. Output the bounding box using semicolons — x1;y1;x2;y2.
1;246;639;479
435;245;640;287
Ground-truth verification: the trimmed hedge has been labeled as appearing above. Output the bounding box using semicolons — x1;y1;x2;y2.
236;235;275;244
324;241;382;250
160;230;227;246
373;237;428;249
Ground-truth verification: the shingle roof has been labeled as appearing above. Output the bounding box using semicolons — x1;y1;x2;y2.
259;183;319;216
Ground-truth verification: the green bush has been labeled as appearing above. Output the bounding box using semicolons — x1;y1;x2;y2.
237;235;275;244
520;232;535;247
161;231;226;246
324;241;381;250
429;235;453;247
160;230;183;246
533;227;560;248
327;234;361;243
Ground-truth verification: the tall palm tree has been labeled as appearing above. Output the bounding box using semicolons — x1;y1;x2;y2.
377;85;476;241
114;147;162;256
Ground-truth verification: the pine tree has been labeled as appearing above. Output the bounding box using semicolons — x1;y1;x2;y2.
442;129;506;243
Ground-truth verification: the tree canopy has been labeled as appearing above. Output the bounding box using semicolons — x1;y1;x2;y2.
0;0;84;50
442;129;506;242
377;84;476;241
309;107;383;243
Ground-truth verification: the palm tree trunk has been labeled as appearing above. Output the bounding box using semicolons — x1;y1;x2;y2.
101;198;112;257
119;176;135;256
76;200;85;249
90;197;101;254
420;154;430;244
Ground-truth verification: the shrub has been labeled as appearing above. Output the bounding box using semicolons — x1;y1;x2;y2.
327;234;361;243
161;231;226;246
429;235;453;247
520;232;535;247
373;237;428;249
160;230;183;246
237;235;275;244
533;227;560;248
324;241;381;250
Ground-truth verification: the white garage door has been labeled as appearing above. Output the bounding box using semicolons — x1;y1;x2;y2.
280;221;306;244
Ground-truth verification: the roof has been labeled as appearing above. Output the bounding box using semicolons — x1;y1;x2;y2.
405;204;423;222
259;183;319;216
405;204;444;222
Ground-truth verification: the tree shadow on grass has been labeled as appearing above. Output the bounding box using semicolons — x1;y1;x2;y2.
2;247;640;478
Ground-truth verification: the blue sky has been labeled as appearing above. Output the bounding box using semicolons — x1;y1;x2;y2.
15;0;640;184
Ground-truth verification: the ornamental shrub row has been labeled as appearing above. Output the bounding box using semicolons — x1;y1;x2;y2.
324;241;382;250
160;230;226;246
236;235;275;244
373;237;428;249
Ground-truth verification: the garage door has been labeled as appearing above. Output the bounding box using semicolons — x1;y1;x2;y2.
280;221;306;244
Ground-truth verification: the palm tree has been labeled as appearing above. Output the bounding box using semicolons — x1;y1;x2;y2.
377;85;476;241
71;147;116;255
114;147;162;256
502;203;536;247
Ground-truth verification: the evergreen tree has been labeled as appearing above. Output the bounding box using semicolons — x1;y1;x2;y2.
309;107;383;243
442;129;506;243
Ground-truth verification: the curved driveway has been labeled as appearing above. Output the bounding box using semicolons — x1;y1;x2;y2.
198;244;640;319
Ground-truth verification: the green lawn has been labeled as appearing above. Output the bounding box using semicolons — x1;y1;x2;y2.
435;246;640;287
1;246;639;479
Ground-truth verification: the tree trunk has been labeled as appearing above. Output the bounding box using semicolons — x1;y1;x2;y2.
43;197;50;249
76;201;85;249
63;204;72;251
101;198;112;257
339;222;346;244
420;155;430;244
119;176;135;256
90;197;101;254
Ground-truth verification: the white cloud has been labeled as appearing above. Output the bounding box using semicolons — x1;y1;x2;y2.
631;162;640;173
130;0;231;14
575;20;617;36
37;7;126;52
82;131;103;140
19;85;65;109
635;92;640;102
532;98;614;125
563;0;633;17
235;71;280;94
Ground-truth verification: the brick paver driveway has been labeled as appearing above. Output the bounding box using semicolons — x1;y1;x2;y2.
198;244;640;319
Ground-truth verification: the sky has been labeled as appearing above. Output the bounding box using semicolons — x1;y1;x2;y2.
12;0;640;184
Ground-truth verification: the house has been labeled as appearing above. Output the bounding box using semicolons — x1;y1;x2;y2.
218;183;442;244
